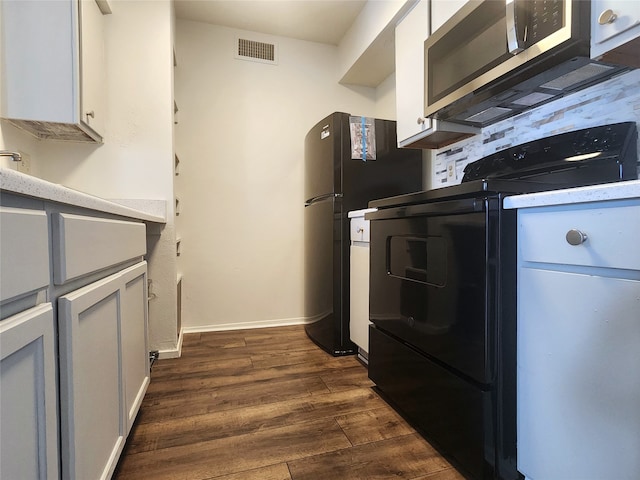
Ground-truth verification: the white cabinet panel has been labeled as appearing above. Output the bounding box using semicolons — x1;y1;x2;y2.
395;0;431;146
79;0;107;135
0;0;108;142
0;303;59;480
52;213;146;284
591;0;640;59
120;262;150;433
349;214;372;243
518;269;640;480
58;273;125;480
519;202;640;270
0;207;50;304
516;198;640;480
349;244;371;356
395;0;478;148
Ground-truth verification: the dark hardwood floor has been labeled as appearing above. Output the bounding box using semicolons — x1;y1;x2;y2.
113;325;466;480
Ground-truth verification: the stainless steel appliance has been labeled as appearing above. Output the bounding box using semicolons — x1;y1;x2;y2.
424;0;629;127
304;112;422;356
366;122;638;480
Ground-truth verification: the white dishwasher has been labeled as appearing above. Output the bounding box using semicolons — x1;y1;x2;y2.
348;208;376;364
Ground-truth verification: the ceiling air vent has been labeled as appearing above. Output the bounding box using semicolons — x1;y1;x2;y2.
236;38;278;65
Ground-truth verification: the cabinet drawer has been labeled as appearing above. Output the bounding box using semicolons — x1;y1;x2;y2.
519;202;640;270
350;216;371;243
591;0;640;47
52;213;146;284
0;207;50;303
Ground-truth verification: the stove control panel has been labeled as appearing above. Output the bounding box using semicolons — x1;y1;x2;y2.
462;122;638;183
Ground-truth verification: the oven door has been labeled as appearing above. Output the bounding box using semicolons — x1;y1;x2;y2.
368;197;495;385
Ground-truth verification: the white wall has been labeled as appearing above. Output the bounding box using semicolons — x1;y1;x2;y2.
175;20;391;331
337;0;411;80
0;0;179;354
374;73;397;119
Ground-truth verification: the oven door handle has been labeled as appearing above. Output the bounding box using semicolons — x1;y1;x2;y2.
365;197;485;220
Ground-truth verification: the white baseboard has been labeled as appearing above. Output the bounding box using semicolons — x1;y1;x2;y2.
157;328;184;359
182;316;311;334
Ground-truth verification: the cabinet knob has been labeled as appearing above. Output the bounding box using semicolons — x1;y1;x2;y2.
86;110;95;119
566;229;588;246
357;227;364;233
598;9;617;25
417;117;425;125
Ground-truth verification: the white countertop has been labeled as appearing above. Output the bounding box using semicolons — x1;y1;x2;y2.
348;207;377;218
503;180;640;209
0;168;166;223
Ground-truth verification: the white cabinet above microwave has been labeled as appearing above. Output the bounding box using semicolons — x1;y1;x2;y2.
0;0;111;143
590;0;640;66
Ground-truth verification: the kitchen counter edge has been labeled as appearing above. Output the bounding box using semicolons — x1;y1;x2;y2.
0;168;167;223
503;179;640;209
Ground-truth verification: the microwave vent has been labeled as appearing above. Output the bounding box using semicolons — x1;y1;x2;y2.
541;63;615;91
512;92;557;107
236;38;277;65
465;107;513;124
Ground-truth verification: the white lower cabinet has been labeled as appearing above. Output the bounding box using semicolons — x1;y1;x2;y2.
0;195;151;479
59;272;126;480
516;198;640;480
120;262;150;433
0;303;59;480
518;269;640;479
58;261;148;480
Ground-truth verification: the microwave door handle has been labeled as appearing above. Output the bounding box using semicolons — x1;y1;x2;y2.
506;0;525;54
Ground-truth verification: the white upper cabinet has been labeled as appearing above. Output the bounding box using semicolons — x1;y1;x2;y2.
0;0;110;142
395;0;431;147
394;0;478;149
430;0;468;34
591;0;640;64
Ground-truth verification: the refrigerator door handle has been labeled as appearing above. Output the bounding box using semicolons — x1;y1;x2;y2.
305;193;342;207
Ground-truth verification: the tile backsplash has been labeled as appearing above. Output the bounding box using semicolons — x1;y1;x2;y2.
433;68;640;186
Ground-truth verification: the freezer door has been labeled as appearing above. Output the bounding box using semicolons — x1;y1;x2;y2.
304;113;347;201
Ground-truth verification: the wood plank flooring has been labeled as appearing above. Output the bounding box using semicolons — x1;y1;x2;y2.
113;325;466;480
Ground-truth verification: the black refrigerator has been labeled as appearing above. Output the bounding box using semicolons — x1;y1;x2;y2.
304;112;423;356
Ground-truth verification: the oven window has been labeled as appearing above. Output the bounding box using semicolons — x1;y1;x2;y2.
388;236;446;287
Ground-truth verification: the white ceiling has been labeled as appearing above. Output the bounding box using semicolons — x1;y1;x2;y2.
173;0;368;46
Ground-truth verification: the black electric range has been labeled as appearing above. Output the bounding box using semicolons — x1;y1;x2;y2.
365;122;638;480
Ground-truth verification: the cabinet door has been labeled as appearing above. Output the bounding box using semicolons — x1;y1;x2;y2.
0;0;104;142
591;0;640;59
120;261;150;433
79;0;106;137
395;0;431;146
59;273;125;480
517;268;640;479
0;303;59;480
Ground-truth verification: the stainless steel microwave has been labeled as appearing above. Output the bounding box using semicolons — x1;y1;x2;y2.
424;0;629;127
